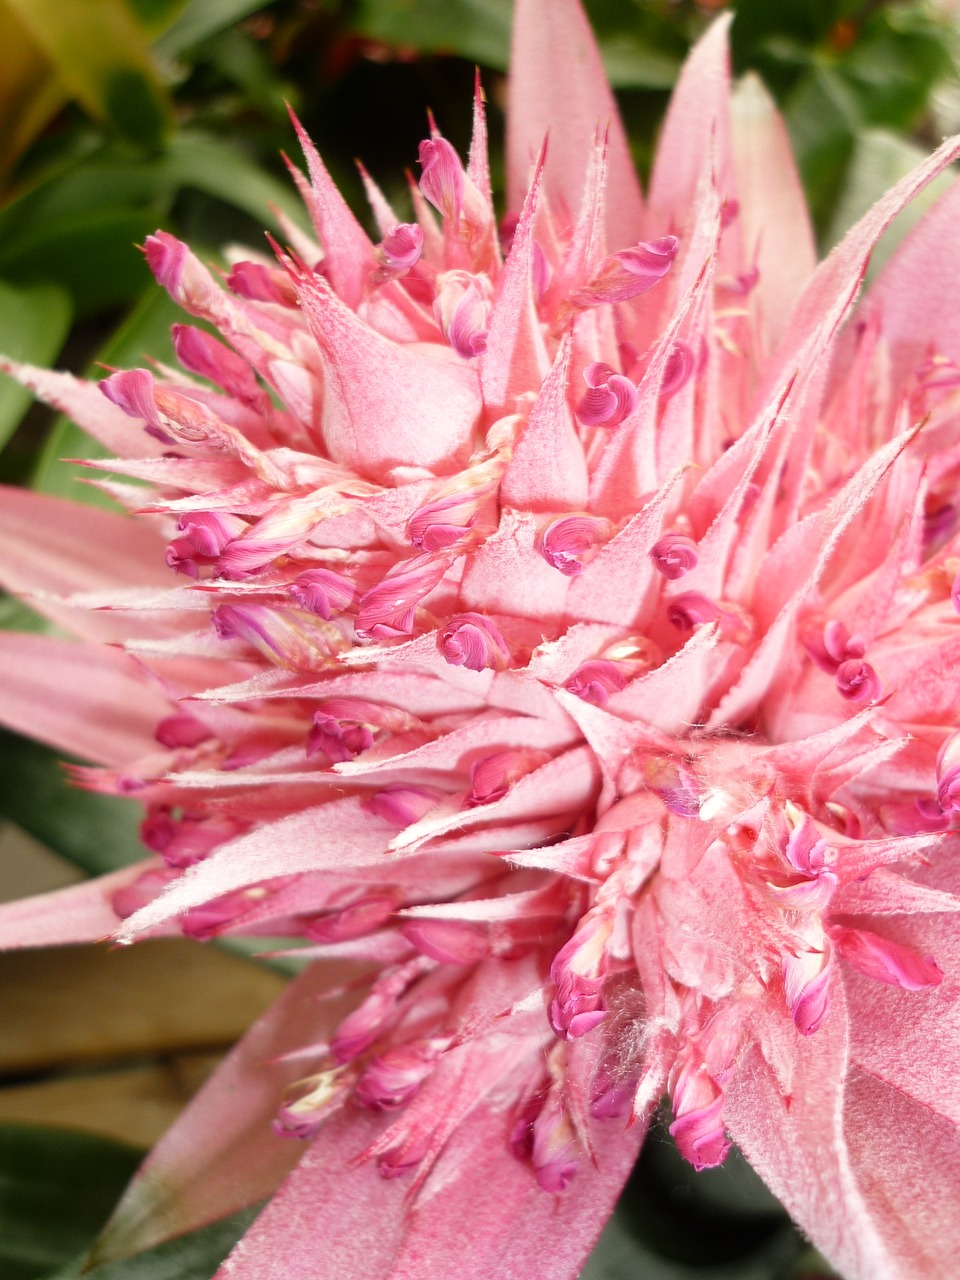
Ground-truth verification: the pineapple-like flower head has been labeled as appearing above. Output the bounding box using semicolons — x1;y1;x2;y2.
2;2;960;1277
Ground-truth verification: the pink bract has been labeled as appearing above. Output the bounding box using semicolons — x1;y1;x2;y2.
2;2;960;1277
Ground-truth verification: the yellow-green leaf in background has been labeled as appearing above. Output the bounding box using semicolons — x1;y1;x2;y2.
1;0;173;149
0;279;71;449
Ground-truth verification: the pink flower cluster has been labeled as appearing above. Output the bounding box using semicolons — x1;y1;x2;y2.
1;2;960;1277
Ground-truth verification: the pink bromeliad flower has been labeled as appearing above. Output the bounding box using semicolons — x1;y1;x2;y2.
2;1;960;1275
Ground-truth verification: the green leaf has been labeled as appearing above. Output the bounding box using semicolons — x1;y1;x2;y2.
154;0;274;59
0;208;164;319
838;5;953;130
0;730;144;875
785;61;861;236
0;281;72;450
351;0;513;70
0;1124;141;1280
350;0;684;87
822;127;955;278
45;1207;258;1280
162;131;308;231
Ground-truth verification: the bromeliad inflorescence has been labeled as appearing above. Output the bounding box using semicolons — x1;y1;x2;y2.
1;2;960;1277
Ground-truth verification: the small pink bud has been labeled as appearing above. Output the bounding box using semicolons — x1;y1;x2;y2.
649;532;699;580
160;814;245;869
172;324;263;407
401;917;491;964
380;222;424;272
835;658;881;703
783;944;832;1036
667;591;722;631
331;961;427;1064
177;511;247;558
563;659;629;705
434;271;491;358
155;712;213;750
467;748;549;806
936;735;960;813
438;613;510;672
834;927;944;990
571;236;679;308
669;1091;730;1171
575;362;638;427
660;340;697;398
290;568;357;619
377;1130;432;1180
308;698;412;762
180;886;262;939
306;894;398;943
549;915;611;1039
143;231;187;294
140;806;176;853
356;553;451;641
355;1038;446;1110
419;137;465;219
227;259;297;305
361;785;439;826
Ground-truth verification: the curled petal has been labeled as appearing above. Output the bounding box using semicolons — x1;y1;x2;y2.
434;272;491;358
290;568;358;619
563;659;629;705
649;532;699;580
576;362;638;427
539;515;613;576
666;591;721;631
835;658;881;703
275;1068;351;1140
660;340;697;397
438;612;510;671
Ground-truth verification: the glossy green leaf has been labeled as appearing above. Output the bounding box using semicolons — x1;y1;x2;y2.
1;0;172;148
0;1124;141;1280
0;281;72;450
0;730;143;875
